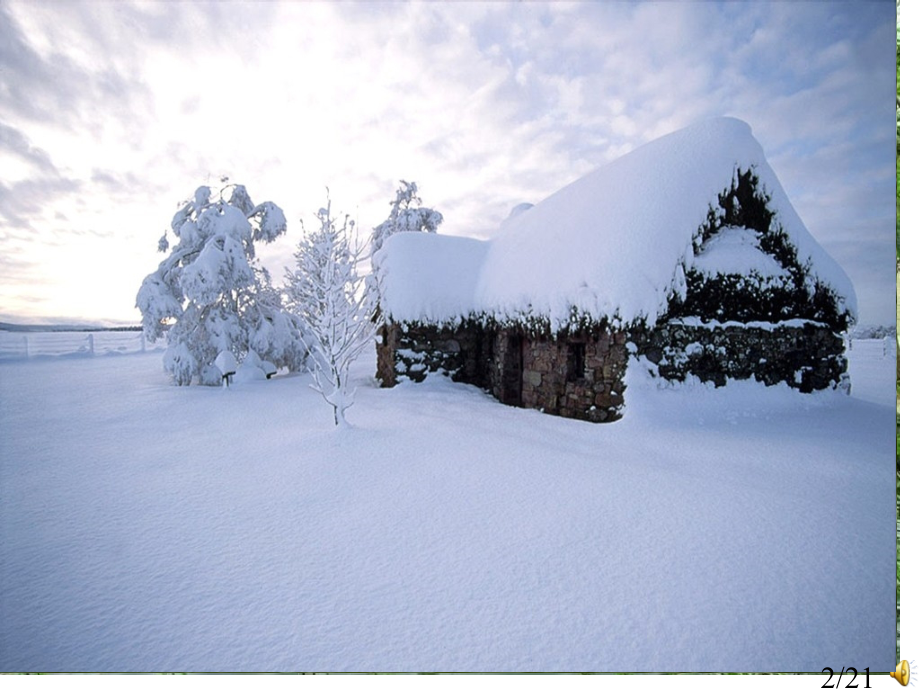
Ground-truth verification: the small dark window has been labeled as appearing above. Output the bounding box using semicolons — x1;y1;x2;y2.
566;342;586;382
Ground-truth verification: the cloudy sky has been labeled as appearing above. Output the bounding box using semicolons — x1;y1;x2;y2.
0;0;897;326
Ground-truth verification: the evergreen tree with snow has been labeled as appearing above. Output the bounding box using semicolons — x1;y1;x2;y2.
285;195;376;426
136;183;307;385
370;181;443;256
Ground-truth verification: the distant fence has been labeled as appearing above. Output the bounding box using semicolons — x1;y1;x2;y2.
0;330;166;361
846;335;898;360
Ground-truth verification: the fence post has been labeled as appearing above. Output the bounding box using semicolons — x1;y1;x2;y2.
87;333;95;356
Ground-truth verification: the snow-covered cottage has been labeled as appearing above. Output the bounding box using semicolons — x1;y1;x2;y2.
373;118;857;422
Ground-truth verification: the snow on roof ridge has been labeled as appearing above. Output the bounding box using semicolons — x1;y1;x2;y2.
377;117;856;329
375;232;488;324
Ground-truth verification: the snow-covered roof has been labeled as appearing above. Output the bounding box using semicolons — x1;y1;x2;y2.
374;233;488;324
376;117;857;330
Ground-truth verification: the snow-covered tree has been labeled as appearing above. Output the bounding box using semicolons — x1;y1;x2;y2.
285;196;376;426
136;183;307;385
370;180;443;256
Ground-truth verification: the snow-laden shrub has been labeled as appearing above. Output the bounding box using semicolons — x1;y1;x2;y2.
370;181;443;257
136;183;308;385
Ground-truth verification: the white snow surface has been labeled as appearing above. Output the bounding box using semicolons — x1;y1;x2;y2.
377;118;857;328
0;340;895;672
375;232;490;324
214;350;237;375
691;225;789;280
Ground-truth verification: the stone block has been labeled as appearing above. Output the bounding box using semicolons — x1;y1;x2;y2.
586;407;608;423
595;392;616;408
523;370;542;387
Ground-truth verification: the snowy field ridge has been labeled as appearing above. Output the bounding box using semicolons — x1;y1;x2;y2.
0;339;895;672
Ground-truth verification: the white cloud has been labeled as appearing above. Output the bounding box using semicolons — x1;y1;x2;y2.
0;0;897;325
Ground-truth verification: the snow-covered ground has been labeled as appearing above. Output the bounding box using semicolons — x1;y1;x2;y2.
0;340;896;672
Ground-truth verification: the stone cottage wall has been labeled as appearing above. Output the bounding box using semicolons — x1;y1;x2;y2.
378;322;630;423
489;331;523;407
375;321;489;388
635;320;848;392
375;323;401;387
378;317;846;422
489;329;628;423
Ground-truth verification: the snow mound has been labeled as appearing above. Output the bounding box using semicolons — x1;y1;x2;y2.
214;350;237;375
691;225;788;279
499;202;535;231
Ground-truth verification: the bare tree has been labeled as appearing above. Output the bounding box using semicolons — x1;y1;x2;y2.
285;195;375;426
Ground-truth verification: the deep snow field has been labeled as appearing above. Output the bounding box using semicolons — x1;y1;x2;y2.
0;338;896;672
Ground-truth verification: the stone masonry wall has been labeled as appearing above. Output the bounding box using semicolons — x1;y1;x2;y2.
378;322;630;423
377;318;846;422
375;321;489;388
489;331;522;407
494;329;629;423
635;320;848;392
